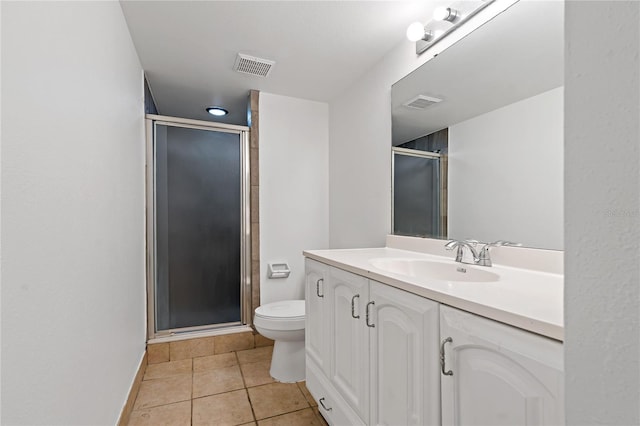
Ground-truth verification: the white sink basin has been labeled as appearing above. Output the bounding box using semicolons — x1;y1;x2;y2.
369;258;500;283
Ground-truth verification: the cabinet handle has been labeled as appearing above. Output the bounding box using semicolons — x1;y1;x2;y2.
319;397;332;412
440;337;453;376
316;278;324;298
351;294;360;319
365;301;375;327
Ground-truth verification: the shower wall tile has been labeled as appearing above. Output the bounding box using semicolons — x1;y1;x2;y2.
250;91;259;113
252;263;261;317
250;112;259;149
214;332;254;354
147;343;170;364
251;184;259;221
251;223;260;260
250;150;259;186
169;337;215;361
249;89;261;314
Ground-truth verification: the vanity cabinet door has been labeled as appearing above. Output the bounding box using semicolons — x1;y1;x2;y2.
325;267;370;423
368;280;441;426
440;305;564;426
305;258;329;374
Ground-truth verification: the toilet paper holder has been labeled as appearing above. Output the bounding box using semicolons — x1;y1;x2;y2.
267;263;291;279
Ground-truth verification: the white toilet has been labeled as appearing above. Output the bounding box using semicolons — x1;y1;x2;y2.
254;300;305;383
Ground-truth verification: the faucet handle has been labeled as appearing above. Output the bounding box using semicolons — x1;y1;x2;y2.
477;240;522;267
444;240;465;262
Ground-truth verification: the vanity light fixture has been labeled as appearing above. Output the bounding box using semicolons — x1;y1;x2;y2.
433;7;460;23
406;22;433;42
206;106;228;117
407;0;495;55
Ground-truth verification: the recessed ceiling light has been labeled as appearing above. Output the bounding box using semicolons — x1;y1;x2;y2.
206;107;228;116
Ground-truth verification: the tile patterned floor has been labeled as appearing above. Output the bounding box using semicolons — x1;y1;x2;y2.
127;346;329;426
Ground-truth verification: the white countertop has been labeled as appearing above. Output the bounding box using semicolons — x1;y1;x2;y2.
303;247;564;341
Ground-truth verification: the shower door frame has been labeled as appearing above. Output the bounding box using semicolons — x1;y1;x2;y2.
391;146;447;239
145;114;252;340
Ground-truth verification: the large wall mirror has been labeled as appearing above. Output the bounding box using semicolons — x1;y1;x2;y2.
391;0;564;250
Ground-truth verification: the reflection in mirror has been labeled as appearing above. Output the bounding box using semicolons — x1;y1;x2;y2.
391;0;563;250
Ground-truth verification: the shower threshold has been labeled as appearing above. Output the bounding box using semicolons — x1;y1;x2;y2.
148;324;254;344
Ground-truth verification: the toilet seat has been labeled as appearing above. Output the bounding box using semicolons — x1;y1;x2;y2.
255;300;305;320
254;300;305;331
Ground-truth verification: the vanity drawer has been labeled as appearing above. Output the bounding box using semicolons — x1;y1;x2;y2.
306;358;365;426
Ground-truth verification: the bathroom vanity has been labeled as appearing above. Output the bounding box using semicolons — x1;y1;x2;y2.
303;237;564;426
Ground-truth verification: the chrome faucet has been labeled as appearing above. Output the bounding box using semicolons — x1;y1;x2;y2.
446;239;521;267
445;240;479;264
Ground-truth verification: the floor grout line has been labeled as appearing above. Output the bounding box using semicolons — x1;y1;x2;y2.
190;357;194;426
254;406;316;422
128;345;283;425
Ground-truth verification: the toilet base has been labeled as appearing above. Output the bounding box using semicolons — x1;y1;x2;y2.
270;339;305;383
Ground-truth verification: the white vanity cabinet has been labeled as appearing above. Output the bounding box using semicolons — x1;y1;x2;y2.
305;258;367;425
325;266;371;423
305;258;564;426
305;259;440;426
369;280;441;426
439;305;564;426
305;259;328;373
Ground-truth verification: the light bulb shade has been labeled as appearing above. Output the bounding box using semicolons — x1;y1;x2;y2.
406;22;426;42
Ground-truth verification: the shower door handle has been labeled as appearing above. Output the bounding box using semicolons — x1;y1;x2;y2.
316;278;324;298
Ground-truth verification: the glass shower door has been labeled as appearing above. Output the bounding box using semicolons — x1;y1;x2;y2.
148;117;250;336
392;148;444;238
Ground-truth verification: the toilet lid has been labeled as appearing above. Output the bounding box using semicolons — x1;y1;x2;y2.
255;300;305;319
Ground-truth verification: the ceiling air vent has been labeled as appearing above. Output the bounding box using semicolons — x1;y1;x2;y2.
403;94;443;109
233;53;275;77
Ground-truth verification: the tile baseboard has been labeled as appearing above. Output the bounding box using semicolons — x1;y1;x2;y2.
117;351;148;426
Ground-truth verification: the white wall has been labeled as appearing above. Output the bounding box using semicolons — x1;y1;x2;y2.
259;93;329;304
1;3;146;425
449;87;564;249
330;1;640;422
328;0;519;249
565;1;639;424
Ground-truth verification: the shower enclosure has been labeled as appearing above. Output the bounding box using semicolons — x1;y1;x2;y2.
145;115;251;339
392;147;446;239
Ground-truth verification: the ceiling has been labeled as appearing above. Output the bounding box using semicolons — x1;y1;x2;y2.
120;0;443;126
